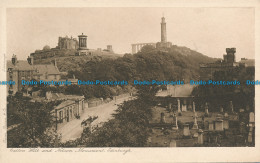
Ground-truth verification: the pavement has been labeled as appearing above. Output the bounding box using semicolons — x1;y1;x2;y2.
57;96;132;142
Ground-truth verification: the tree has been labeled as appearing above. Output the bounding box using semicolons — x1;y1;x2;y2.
7;95;61;147
83;99;152;147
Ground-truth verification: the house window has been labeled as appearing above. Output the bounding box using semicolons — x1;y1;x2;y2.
59;111;63;122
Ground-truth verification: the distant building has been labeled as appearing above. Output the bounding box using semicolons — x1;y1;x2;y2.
30;36;79;60
58;36;79;50
131;43;156;54
156;17;172;49
107;45;113;53
239;58;255;68
131;16;172;54
31;33;115;59
76;33;89;56
199;48;254;80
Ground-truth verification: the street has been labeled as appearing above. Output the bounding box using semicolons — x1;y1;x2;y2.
57;96;131;142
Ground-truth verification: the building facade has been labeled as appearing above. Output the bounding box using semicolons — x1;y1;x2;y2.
7;55;62;95
7;55;36;94
51;95;85;130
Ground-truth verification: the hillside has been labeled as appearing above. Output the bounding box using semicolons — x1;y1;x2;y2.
34;45;217;82
34;52;122;72
58;45;217;82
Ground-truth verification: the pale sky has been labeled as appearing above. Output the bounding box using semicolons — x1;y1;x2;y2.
6;7;255;60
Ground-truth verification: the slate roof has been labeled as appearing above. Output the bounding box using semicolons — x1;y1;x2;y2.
7;60;61;76
7;61;35;71
55;100;75;110
33;64;60;75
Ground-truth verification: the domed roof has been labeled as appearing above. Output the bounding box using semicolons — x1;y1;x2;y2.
43;45;51;51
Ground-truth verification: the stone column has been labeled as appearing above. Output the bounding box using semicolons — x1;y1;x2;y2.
229;101;234;113
249;112;255;127
82;100;85;113
193;101;196;112
192;114;198;129
205;102;209;116
168;102;172;110
177;98;181;113
77;100;80;116
182;99;187;111
198;129;204;144
172;115;178;130
79;38;81;47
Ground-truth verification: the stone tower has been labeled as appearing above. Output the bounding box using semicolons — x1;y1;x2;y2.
78;33;88;50
156;17;172;49
77;33;88;55
107;45;113;52
161;17;167;43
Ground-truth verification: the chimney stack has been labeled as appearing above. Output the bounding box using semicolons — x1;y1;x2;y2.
27;56;33;65
12;54;17;65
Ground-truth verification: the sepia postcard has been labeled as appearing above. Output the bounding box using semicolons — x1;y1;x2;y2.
0;0;260;162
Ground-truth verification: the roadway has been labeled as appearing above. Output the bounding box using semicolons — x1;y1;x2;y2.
57;96;132;142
